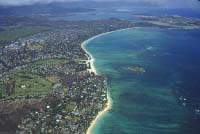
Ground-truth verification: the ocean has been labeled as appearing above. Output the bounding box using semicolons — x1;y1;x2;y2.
85;28;200;134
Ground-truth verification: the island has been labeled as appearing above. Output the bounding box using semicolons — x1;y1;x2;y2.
128;66;146;73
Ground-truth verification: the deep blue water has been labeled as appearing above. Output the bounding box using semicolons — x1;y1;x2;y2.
86;28;200;134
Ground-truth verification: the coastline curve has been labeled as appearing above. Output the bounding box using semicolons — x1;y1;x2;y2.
81;28;133;134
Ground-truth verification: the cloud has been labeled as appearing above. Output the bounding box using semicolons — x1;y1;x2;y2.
0;0;199;9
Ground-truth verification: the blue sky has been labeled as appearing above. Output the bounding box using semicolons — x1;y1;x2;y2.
0;0;199;9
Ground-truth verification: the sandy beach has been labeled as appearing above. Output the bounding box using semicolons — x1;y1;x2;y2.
86;93;112;134
81;28;132;134
81;28;133;75
81;36;98;75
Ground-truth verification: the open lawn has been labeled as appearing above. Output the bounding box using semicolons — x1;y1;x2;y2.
34;60;68;66
7;71;53;97
0;59;69;97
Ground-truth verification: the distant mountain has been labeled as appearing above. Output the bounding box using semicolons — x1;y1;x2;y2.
0;2;95;16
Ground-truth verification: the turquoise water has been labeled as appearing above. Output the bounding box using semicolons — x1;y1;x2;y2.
86;28;200;134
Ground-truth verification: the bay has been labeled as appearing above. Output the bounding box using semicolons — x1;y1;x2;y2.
86;28;200;134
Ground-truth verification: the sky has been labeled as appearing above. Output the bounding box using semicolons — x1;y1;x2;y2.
0;0;199;9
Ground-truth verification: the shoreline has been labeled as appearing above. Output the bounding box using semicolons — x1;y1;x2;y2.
81;28;133;75
81;28;132;134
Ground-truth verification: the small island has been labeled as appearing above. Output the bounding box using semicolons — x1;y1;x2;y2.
128;66;146;73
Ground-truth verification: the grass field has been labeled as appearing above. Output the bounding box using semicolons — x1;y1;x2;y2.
6;71;53;97
0;59;68;97
46;76;60;83
33;60;68;66
64;104;76;111
0;26;50;42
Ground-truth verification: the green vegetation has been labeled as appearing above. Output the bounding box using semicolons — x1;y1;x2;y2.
46;76;60;83
0;82;7;98
64;104;76;111
6;71;52;97
0;26;50;42
34;60;68;66
0;59;69;97
25;59;68;72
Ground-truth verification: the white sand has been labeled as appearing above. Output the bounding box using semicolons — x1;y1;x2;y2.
81;37;98;75
86;93;112;134
81;28;133;134
81;28;133;75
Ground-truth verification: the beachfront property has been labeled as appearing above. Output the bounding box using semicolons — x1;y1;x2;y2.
0;18;134;133
0;12;200;133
